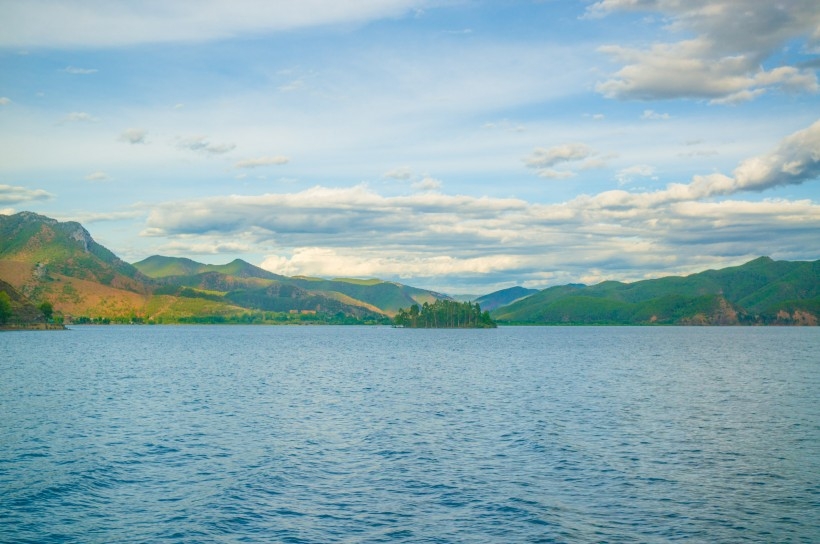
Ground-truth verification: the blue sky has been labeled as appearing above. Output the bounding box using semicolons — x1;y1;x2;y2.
1;0;819;294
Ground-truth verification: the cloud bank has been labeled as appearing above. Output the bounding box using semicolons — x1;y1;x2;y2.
141;119;820;290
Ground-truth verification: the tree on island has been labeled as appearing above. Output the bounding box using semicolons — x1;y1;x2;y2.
394;300;496;328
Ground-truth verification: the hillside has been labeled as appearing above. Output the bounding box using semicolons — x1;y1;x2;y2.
0;212;447;324
475;286;539;312
0;278;58;328
493;257;820;325
135;256;447;315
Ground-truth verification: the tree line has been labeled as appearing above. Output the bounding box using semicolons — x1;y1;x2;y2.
394;300;496;328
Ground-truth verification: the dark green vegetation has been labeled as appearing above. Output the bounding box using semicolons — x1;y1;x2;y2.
492;257;820;325
394;300;496;328
0;212;447;325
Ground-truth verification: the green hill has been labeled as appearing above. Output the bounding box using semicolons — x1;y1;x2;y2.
135;255;448;315
475;286;539;312
493;257;819;325
0;211;148;293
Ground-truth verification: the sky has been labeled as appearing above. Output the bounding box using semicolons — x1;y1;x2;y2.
1;0;819;294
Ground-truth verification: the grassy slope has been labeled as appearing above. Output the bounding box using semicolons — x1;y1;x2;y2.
494;257;819;324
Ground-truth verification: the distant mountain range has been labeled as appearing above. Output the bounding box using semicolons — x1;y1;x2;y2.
1;211;818;326
0;212;447;325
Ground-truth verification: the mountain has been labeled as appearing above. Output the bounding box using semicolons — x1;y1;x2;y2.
493;257;820;325
475;286;539;312
133;255;287;281
3;212;817;326
0;212;447;324
134;256;447;315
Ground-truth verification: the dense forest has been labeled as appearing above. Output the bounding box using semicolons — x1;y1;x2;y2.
394;300;496;328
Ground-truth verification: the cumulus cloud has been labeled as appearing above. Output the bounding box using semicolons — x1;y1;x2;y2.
0;1;429;47
178;135;236;155
235;156;290;169
590;0;820;103
119;128;147;144
0;184;53;204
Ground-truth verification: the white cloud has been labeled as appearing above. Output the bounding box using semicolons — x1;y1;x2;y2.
63;66;98;74
235;156;290;169
536;169;576;180
60;112;98;123
525;143;592;169
616;164;656;185
591;1;820;103
0;97;10;106
0;184;53;204
383;166;414;181
119;128;147;144
137;118;820;290
178;135;236;155
0;0;431;47
85;171;111;182
641;109;670;120
411;176;442;191
525;143;597;179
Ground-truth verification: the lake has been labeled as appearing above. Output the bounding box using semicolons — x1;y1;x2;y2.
1;325;818;542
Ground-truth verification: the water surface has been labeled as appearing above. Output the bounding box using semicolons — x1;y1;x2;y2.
1;326;818;542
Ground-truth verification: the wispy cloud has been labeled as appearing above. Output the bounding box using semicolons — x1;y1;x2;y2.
235;156;290;169
641;109;670;120
0;184;53;204
525;143;593;169
0;97;10;106
119;128;147;144
63;66;98;74
411;176;442;191
59;112;98;124
616;164;656;185
383;166;414;181
85;171;111;182
0;1;431;47
525;143;603;178
178;135;236;155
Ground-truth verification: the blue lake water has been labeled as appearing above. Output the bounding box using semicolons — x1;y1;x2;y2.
1;325;818;543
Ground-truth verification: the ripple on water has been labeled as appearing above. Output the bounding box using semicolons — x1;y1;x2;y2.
1;325;818;542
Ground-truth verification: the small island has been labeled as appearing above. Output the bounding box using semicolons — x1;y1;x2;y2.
394;300;497;328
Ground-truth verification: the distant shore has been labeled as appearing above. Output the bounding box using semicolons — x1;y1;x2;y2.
0;323;67;331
